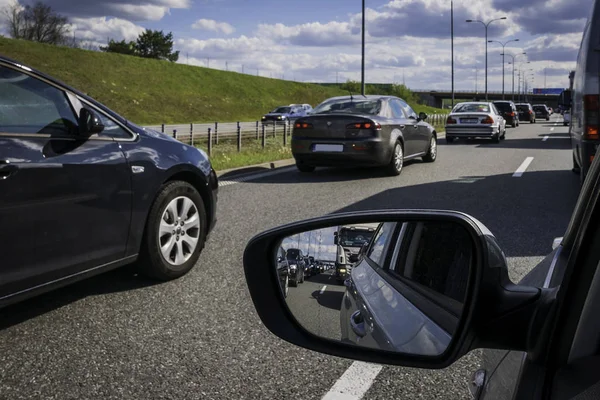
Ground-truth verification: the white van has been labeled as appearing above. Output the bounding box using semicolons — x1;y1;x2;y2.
571;2;600;182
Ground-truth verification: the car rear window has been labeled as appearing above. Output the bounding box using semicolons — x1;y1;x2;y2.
516;105;530;112
493;103;512;112
453;103;490;113
533;106;546;111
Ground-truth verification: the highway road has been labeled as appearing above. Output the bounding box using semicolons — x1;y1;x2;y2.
0;115;580;399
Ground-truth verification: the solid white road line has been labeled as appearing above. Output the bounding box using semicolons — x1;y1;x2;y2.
542;136;549;141
513;157;534;177
322;362;383;400
320;285;327;295
218;166;295;187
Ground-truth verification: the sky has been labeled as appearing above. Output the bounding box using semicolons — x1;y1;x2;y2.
0;0;591;90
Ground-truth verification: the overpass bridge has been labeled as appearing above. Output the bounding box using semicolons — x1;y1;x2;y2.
411;89;564;109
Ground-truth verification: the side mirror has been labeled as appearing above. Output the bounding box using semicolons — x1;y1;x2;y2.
419;112;428;121
243;211;550;369
78;108;104;135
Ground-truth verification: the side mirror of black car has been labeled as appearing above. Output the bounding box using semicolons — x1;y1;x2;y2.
78;108;104;136
243;210;554;369
419;112;428;121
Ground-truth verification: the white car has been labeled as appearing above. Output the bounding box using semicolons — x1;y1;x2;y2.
563;109;572;126
444;102;507;143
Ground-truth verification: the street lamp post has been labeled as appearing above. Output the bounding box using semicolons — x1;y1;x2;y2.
466;17;507;101
488;39;519;99
361;0;366;96
502;52;526;101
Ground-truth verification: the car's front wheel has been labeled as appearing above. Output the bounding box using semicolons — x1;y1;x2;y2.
386;142;404;176
139;181;207;281
422;136;437;162
446;136;455;143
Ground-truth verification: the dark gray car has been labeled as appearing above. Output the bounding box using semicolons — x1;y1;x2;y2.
291;95;438;176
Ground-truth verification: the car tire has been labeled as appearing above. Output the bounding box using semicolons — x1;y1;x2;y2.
290;275;298;287
386;142;404;176
446;136;455;143
422;135;437;163
547;117;550;121
300;269;305;283
573;153;581;175
492;131;500;143
139;181;207;281
296;163;315;173
564;122;569;126
512;122;517;128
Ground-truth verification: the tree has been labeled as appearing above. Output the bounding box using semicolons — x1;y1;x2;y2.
340;80;360;93
100;39;137;56
2;1;70;45
135;29;179;62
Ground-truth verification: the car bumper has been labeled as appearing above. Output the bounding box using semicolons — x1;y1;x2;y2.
292;137;391;167
445;125;500;138
262;120;287;125
207;168;218;233
578;140;599;174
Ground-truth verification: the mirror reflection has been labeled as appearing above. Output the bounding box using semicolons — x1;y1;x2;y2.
276;220;474;356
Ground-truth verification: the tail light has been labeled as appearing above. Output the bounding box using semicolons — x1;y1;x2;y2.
481;116;494;124
509;112;515;117
529;110;533;114
294;122;313;129
446;117;457;124
346;122;381;130
584;95;599;140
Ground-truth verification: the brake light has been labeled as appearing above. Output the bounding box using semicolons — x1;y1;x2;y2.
584;95;600;140
346;122;381;130
294;122;313;129
509;112;515;117
446;117;457;124
481;116;494;124
529;110;533;114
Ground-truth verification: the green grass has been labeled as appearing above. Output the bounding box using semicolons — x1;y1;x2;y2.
196;137;292;171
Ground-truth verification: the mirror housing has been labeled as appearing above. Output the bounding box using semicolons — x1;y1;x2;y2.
78;108;104;136
243;210;553;369
419;112;428;121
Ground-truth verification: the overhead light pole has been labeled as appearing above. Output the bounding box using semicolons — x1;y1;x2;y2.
361;0;366;96
503;52;526;101
488;38;519;99
451;0;455;107
466;16;508;101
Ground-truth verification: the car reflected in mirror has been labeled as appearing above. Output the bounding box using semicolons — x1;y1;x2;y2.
275;220;474;356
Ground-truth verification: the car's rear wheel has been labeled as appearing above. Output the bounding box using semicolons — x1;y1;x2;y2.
512;121;517;128
300;269;305;283
290;274;298;287
139;181;207;281
446;136;455;143
492;132;501;143
422;136;437;162
296;162;315;173
386;142;404;176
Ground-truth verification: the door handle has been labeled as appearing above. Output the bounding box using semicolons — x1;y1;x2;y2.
413;124;419;129
399;125;405;129
350;310;367;338
0;160;18;180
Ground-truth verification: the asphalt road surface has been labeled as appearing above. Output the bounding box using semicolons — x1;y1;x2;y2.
0;115;580;399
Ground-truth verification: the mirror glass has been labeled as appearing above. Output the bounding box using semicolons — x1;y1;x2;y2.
275;220;474;356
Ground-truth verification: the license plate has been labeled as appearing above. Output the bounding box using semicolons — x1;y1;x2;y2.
461;118;478;124
313;144;343;152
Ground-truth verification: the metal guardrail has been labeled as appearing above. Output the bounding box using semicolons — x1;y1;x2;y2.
144;114;449;155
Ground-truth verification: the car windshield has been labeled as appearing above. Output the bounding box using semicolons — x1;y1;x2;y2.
339;230;376;247
453;103;490;113
312;98;382;115
286;249;301;259
272;107;291;114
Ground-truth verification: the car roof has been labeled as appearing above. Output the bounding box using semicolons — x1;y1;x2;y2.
322;95;397;101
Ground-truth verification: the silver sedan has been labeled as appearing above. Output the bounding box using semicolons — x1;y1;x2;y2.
444;102;507;143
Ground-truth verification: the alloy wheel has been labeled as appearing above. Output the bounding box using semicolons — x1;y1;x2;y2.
159;196;201;266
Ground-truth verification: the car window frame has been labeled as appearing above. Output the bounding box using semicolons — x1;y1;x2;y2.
398;99;417;119
365;222;399;268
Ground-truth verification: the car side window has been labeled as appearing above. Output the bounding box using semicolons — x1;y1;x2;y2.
0;65;78;135
492;104;501;116
366;222;397;267
389;100;406;119
391;221;473;303
399;100;417;119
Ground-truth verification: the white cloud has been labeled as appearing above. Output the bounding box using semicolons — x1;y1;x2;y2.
256;21;359;47
69;17;146;44
192;19;235;35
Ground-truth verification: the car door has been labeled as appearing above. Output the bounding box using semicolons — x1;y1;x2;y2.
388;99;419;156
0;63;132;300
399;100;430;154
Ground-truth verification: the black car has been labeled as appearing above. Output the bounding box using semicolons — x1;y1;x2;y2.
492;101;520;127
0;56;218;308
515;103;536;123
303;256;314;277
292;95;438;176
285;248;306;286
532;104;551;121
276;247;290;298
